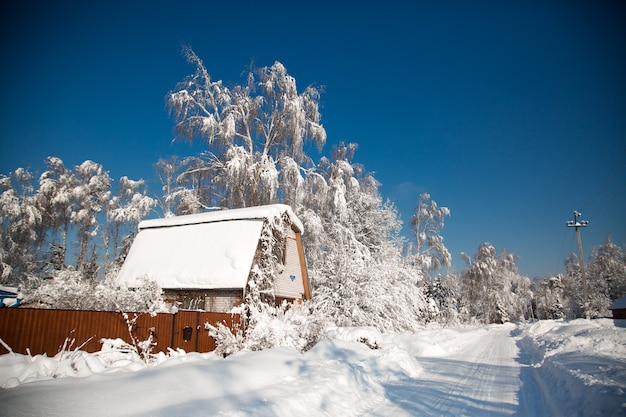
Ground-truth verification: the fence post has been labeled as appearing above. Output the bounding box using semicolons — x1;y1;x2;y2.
170;311;177;351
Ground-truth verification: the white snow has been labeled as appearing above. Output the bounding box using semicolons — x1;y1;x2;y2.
1;319;624;416
0;286;20;308
138;204;303;235
1;298;18;307
116;220;264;289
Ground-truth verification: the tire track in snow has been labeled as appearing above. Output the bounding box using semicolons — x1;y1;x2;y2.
369;326;522;416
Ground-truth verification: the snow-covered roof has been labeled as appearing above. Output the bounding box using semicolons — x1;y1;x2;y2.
609;294;626;310
139;204;303;234
0;286;18;295
116;204;303;290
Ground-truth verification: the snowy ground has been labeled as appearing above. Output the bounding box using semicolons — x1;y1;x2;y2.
0;319;624;416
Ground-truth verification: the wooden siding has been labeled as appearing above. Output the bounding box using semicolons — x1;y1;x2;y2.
612;309;626;320
0;308;240;356
276;229;306;299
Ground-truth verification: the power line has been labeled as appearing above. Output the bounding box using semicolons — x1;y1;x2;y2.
580;148;626;215
587;181;626;223
554;228;568;276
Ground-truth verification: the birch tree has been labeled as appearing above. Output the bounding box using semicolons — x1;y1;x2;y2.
409;193;451;273
72;161;111;276
166;47;326;210
37;157;76;271
169;46;326;161
0;170;41;283
105;176;156;271
301;144;430;331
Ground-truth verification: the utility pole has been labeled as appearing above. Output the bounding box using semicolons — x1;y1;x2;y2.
566;211;590;320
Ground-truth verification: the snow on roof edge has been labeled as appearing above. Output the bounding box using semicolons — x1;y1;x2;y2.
609;294;626;310
139;204;304;235
0;286;18;294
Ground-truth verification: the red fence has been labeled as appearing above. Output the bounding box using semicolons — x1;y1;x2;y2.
0;308;240;356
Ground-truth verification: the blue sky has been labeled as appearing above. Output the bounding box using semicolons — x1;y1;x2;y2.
1;1;625;278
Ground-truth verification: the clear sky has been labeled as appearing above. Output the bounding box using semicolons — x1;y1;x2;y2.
1;1;625;278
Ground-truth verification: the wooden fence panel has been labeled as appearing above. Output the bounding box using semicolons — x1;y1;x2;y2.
0;308;240;356
195;312;242;353
171;310;201;352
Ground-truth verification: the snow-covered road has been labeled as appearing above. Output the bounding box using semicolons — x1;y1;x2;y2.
371;325;525;416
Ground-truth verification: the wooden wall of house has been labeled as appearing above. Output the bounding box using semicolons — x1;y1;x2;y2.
612;309;626;319
0;308;240;356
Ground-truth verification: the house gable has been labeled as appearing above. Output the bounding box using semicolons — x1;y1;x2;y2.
276;227;309;300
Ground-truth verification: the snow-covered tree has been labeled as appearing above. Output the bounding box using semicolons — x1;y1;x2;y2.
0;170;41;283
72;160;111;278
562;253;585;319
154;156;178;217
563;237;626;318
460;243;531;324
165;51;432;333
1;157;155;297
587;236;626;305
166;47;326;211
105;176;156;272
169;46;326;162
23;269;167;313
532;275;565;320
409;193;451;273
301;145;430;332
37;157;77;272
427;272;461;325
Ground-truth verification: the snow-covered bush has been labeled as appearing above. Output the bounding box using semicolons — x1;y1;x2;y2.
206;301;324;357
323;326;383;349
244;301;324;353
206;320;245;358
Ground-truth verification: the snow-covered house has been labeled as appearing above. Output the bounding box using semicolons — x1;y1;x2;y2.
0;286;21;308
115;204;311;312
609;295;626;319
